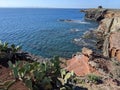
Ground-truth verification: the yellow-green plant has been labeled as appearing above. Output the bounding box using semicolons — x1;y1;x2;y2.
8;56;76;90
11;44;21;53
87;74;102;84
0;41;9;52
57;69;75;90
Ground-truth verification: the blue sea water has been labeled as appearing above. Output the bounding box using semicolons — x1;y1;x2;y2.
0;8;98;58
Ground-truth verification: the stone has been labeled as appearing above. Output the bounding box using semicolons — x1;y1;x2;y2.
82;47;93;57
88;61;98;68
104;11;115;18
110;47;117;58
109;32;120;50
110;17;120;32
116;50;120;61
65;54;99;76
66;54;90;76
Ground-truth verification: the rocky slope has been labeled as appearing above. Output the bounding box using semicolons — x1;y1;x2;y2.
82;8;120;63
65;8;120;90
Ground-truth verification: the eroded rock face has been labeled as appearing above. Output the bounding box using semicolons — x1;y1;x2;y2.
97;18;114;34
109;32;120;50
81;9;108;21
82;47;93;57
66;54;90;76
109;32;120;61
104;11;115;18
65;53;100;76
109;17;120;33
97;14;120;61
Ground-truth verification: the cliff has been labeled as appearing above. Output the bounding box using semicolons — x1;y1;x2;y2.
81;8;120;61
65;8;120;90
0;8;120;90
81;8;120;21
81;8;108;21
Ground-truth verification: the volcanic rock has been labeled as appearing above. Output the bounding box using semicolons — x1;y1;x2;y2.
82;47;93;57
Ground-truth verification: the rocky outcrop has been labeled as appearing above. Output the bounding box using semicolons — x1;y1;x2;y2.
81;9;108;21
66;54;90;76
97;16;120;61
63;8;120;90
82;8;120;61
65;51;100;76
82;47;93;57
66;8;120;77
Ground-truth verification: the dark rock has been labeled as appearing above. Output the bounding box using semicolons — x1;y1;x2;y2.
81;9;108;21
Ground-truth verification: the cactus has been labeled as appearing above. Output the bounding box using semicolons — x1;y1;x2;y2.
0;41;8;52
8;56;76;90
8;61;20;79
57;69;74;90
11;44;21;53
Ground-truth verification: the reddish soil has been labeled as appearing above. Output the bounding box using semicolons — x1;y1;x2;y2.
0;65;13;81
0;65;29;90
9;81;29;90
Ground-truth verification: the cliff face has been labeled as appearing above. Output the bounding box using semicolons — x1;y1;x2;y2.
97;11;120;61
66;9;120;75
81;8;120;21
64;9;120;89
82;8;120;61
81;9;108;21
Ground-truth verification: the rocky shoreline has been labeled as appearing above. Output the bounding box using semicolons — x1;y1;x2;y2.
0;8;120;90
64;8;120;89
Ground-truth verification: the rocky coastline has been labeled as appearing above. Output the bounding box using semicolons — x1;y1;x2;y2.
82;8;120;60
0;8;120;90
64;8;120;89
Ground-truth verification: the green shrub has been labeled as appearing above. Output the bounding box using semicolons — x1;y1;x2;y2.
8;56;75;90
87;74;102;84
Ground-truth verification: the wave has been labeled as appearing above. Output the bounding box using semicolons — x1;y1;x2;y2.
58;19;90;24
70;28;80;32
74;20;90;24
73;38;88;46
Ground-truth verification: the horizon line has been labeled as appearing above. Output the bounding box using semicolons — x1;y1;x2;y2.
0;6;119;9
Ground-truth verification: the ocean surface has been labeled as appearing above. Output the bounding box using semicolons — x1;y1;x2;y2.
0;8;98;58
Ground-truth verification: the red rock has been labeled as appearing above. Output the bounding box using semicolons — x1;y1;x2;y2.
65;54;99;76
116;50;120;61
110;47;117;58
109;32;120;61
66;54;90;76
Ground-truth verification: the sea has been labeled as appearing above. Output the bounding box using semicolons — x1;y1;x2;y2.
0;8;98;58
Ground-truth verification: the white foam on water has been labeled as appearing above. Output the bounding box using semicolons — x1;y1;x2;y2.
72;20;90;24
70;28;80;32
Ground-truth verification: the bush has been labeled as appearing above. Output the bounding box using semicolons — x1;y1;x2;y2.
8;56;75;90
87;74;102;84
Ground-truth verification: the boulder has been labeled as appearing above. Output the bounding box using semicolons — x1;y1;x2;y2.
65;54;99;76
66;54;90;76
110;47;117;58
82;47;93;57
